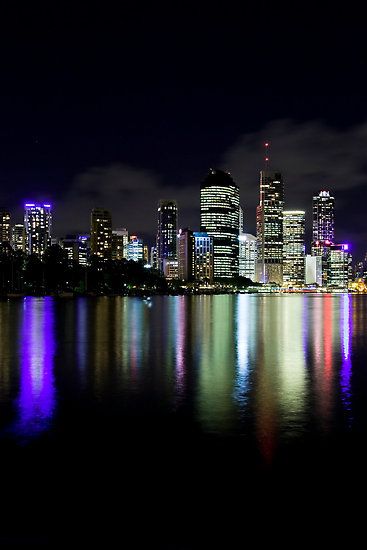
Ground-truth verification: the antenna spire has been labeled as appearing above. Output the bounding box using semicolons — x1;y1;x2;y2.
264;141;270;170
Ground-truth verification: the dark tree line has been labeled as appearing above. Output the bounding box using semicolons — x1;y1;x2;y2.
0;243;167;295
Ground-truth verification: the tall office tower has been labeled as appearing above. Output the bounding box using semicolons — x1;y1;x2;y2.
156;200;178;273
313;190;335;242
177;228;214;282
200;169;240;278
256;171;284;284
12;224;26;252
327;244;352;289
0;210;11;243
24;203;52;256
112;228;128;260
239;233;257;281
126;235;144;262
90;208;112;260
283;211;306;287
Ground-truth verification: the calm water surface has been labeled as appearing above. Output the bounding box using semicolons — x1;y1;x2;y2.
1;294;367;545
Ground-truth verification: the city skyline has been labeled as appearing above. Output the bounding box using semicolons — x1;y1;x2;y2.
1;7;367;260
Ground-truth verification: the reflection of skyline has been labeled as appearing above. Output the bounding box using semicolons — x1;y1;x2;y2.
16;297;56;438
0;293;363;444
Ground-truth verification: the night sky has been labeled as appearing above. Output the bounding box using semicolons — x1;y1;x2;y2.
1;5;367;257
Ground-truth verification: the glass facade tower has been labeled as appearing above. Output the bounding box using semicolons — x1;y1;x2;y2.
256;171;284;284
200;169;240;279
283;210;306;287
24;203;52;256
156;200;178;273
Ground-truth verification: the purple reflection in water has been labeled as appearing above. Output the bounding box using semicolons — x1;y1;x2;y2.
15;297;56;438
341;294;353;424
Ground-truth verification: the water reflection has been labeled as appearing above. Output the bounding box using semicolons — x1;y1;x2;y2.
0;294;364;446
15;297;56;438
340;294;352;422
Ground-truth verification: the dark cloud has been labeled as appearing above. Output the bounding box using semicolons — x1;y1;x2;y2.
222;119;367;255
55;164;199;243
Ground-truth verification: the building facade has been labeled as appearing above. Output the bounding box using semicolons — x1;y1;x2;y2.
327;244;352;289
178;228;214;282
90;208;112;260
0;210;11;243
12;224;26;252
200;169;240;279
156;200;178;272
61;234;90;265
126;236;144;262
24;203;52;256
305;255;323;286
313;190;334;243
239;233;257;281
283;210;305;287
112;228;128;260
256;171;284;284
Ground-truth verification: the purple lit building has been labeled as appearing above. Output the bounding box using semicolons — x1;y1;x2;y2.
24;203;52;256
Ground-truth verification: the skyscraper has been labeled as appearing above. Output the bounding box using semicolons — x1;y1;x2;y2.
90;208;112;260
327;244;351;289
283;211;306;287
24;203;52;256
177;228;214;282
313;190;335;242
239;233;257;281
0;210;11;243
11;224;26;252
156;200;178;274
256;171;284;284
112;228;128;260
200;169;240;278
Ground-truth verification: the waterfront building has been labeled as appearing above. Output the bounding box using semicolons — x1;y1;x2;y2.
112;228;128;260
156;200;178;272
283;211;305;287
90;208;112;260
24;203;52;256
256;170;284;284
305;255;323;286
126;235;144;262
177;228;214;282
193;232;214;282
11;224;26;252
327;244;352;289
0;210;11;243
239;233;257;281
200;169;240;279
313;190;334;243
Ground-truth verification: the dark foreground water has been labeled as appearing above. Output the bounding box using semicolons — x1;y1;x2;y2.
1;294;367;547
